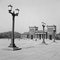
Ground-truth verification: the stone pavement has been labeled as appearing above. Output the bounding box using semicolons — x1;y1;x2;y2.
0;39;60;60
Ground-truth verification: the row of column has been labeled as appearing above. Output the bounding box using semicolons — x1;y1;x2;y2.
36;34;47;39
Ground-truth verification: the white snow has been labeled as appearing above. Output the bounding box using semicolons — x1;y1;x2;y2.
0;39;60;60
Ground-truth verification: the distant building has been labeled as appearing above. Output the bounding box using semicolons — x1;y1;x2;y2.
56;33;60;40
21;32;29;39
21;26;47;39
47;25;56;40
21;25;56;40
29;26;47;39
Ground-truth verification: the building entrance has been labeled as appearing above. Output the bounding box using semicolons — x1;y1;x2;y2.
39;34;41;39
49;35;52;40
31;35;33;39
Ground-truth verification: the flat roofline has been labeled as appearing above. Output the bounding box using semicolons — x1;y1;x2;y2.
47;25;56;27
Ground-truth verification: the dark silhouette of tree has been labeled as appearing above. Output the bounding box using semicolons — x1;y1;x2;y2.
0;31;21;39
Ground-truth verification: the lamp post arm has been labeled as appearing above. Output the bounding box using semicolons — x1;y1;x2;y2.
9;10;13;15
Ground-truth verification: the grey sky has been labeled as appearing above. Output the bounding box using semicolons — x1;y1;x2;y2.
0;0;60;33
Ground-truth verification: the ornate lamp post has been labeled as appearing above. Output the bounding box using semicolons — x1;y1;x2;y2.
53;25;56;42
8;5;21;50
42;22;46;44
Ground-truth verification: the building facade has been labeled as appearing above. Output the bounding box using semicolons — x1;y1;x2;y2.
29;26;47;39
21;26;47;39
47;25;56;40
21;25;56;40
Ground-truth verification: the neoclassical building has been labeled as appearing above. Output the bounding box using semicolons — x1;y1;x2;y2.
47;25;56;40
21;25;56;40
28;26;47;39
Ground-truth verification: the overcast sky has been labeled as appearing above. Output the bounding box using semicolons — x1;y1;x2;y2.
0;0;60;33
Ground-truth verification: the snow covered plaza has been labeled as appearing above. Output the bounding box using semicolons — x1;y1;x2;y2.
0;39;60;60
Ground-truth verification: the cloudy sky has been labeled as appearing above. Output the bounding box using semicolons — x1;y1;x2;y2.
0;0;60;33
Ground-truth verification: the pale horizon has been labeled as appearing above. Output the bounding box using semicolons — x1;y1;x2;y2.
0;0;60;33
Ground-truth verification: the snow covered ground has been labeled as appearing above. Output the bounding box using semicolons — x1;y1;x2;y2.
0;39;60;60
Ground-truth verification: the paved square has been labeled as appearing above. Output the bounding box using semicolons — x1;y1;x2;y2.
0;39;60;60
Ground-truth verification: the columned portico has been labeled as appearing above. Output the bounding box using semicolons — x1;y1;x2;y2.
35;33;46;39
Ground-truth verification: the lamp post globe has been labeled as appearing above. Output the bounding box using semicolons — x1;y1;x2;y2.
15;8;19;14
8;5;13;11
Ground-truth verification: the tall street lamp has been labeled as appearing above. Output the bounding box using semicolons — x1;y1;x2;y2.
42;22;46;44
53;25;56;42
8;4;21;50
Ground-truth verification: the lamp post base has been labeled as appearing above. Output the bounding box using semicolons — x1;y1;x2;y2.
9;43;16;47
42;39;46;43
42;40;48;45
8;43;22;51
53;40;56;42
